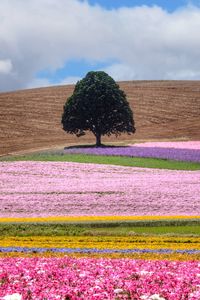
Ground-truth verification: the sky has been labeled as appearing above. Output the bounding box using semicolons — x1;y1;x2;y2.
0;0;200;92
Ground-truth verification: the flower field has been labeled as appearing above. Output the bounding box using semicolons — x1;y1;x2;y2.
1;215;200;223
133;141;200;149
0;235;200;254
64;141;200;162
0;161;200;217
1;143;200;299
1;258;200;299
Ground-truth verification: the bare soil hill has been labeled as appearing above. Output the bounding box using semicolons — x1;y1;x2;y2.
0;81;200;156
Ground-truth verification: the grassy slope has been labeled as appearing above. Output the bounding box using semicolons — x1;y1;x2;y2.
1;153;200;170
0;222;200;237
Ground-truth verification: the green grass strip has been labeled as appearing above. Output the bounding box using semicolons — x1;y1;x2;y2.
1;222;200;237
1;153;200;170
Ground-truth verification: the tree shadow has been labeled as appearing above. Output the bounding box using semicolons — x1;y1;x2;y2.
64;144;129;150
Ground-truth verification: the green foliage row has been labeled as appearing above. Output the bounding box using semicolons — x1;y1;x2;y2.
0;220;200;237
1;153;200;170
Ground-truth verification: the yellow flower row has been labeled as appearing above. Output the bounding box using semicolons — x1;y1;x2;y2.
0;215;199;223
0;235;200;250
0;251;199;261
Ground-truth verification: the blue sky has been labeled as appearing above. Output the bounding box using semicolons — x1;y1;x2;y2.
37;60;114;84
1;0;200;91
85;0;192;11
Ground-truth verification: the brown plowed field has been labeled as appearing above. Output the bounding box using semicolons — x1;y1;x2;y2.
0;81;200;156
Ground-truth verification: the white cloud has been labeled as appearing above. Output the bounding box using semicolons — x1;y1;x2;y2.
27;75;81;90
26;78;52;89
0;59;12;74
103;63;136;81
0;0;200;91
60;76;82;85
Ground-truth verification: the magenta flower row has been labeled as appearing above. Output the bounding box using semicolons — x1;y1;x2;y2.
1;257;200;299
0;161;200;217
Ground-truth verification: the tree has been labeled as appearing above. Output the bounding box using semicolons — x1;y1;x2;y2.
61;71;136;146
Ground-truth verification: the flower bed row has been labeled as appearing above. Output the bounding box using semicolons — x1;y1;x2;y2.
1;251;200;261
1;246;200;255
1;161;200;217
0;235;199;251
134;141;200;149
1;246;200;253
1;257;200;299
0;215;199;223
64;141;200;162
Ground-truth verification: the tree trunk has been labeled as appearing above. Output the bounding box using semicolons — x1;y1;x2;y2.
95;133;102;147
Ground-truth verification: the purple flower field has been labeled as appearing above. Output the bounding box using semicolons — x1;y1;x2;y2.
64;141;200;163
0;161;200;217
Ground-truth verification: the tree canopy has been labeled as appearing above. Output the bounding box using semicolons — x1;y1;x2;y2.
61;71;135;146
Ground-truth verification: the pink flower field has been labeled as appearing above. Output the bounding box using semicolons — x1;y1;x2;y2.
133;141;200;149
1;257;200;300
0;161;200;217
